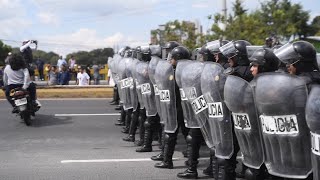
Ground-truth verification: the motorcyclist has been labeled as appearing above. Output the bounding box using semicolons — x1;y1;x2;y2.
3;53;38;113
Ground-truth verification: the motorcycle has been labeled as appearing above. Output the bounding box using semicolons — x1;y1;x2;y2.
10;88;38;126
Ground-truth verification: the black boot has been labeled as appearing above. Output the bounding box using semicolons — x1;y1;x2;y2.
177;165;198;179
177;130;200;179
115;107;126;126
154;134;176;169
135;109;146;146
123;110;139;142
136;117;152;152
217;158;237;180
203;150;215;177
236;163;247;178
151;152;163;161
122;109;132;133
123;134;135;142
151;127;165;161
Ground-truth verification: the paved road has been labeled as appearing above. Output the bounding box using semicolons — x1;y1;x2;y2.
0;99;216;180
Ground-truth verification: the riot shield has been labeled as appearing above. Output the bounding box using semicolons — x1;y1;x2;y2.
201;62;233;158
255;73;312;178
134;61;145;109
224;75;264;169
155;60;177;133
118;57;133;110
306;85;320;180
127;58;139;111
136;61;157;116
148;56;163;121
175;60;198;128
180;61;208;128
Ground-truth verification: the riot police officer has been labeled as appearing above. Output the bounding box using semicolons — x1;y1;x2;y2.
249;48;280;77
275;41;320;180
151;41;182;161
154;46;190;169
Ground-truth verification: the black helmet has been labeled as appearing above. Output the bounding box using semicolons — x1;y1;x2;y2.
118;46;130;57
168;46;190;61
219;40;251;66
137;45;152;62
197;44;214;62
274;41;318;73
149;45;162;58
124;49;133;58
249;48;280;73
162;41;180;60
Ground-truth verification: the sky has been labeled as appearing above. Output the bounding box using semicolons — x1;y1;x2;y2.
0;0;319;56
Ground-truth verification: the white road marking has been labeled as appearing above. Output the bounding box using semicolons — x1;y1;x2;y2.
55;113;120;117
61;157;209;164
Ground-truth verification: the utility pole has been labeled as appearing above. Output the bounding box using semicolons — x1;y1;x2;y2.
222;0;227;18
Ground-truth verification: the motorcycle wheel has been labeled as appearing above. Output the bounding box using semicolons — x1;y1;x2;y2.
22;111;31;126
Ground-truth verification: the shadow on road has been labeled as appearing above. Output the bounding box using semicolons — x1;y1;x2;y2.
31;114;73;127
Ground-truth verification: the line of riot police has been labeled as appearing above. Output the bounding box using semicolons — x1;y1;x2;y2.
108;39;320;180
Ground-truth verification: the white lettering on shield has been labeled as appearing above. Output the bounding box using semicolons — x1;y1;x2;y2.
160;90;170;102
208;102;224;118
188;87;197;99
260;115;299;135
233;113;251;130
120;78;133;89
141;83;151;94
154;85;160;95
191;95;208;114
179;88;187;101
311;132;320;156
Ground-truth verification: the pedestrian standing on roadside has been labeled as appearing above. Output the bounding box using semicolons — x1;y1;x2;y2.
48;66;58;85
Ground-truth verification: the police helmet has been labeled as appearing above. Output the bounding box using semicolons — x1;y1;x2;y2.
168;46;190;61
249;48;280;73
162;41;180;60
274;41;318;72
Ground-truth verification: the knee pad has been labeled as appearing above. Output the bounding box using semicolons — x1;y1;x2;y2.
186;134;192;144
144;120;151;129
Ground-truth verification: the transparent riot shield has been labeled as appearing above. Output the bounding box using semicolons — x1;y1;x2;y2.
175;60;197;128
201;62;233;158
118;57;133;110
155;60;177;133
224;75;264;169
136;61;157;116
134;61;145;110
127;58;139;111
255;73;312;179
306;85;320;180
148;56;163;121
180;61;208;128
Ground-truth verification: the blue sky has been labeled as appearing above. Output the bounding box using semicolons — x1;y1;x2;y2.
0;0;319;55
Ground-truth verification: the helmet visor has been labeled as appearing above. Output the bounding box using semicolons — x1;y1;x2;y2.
274;43;300;64
219;41;237;59
162;48;171;60
246;46;263;58
206;40;221;53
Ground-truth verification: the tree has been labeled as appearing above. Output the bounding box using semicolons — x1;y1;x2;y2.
310;16;320;36
0;41;12;66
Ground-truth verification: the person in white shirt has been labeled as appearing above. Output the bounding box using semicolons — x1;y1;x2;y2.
3;53;39;113
77;68;90;86
57;56;67;72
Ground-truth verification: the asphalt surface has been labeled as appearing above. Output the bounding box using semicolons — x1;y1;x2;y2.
0;99;219;180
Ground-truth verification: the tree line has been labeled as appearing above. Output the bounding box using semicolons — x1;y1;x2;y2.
153;0;320;50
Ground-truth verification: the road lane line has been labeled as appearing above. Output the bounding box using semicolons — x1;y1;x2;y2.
55;113;120;117
61;157;209;164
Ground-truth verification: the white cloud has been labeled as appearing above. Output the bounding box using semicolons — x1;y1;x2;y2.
192;2;209;9
38;28;148;55
37;12;59;25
